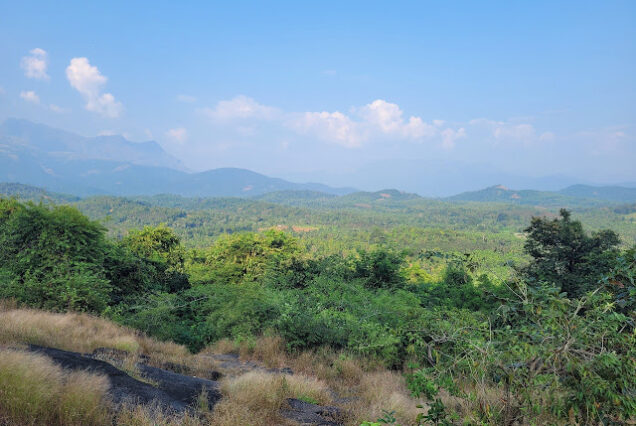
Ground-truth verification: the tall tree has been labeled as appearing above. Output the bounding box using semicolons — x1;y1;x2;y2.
523;209;620;297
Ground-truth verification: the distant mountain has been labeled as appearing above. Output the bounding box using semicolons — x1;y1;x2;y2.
446;185;592;206
558;185;636;203
448;184;636;207
254;190;336;204
340;189;424;204
284;158;588;197
0;118;186;171
0;182;79;203
0;119;354;197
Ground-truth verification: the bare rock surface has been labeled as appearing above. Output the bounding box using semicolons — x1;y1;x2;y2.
137;363;220;408
281;398;343;425
26;345;343;425
28;345;188;412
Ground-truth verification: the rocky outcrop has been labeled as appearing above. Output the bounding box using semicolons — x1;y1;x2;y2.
281;398;343;425
28;345;222;412
26;345;342;424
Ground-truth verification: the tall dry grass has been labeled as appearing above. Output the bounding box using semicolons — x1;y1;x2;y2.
206;336;424;425
0;349;111;425
212;370;333;425
0;303;224;379
0;306;140;353
0;303;425;425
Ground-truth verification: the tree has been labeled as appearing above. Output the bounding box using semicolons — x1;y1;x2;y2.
0;199;111;312
120;225;189;294
523;209;620;297
353;248;407;290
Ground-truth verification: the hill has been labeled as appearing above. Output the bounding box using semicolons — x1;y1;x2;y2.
446;184;598;207
0;182;79;203
559;184;636;203
0;120;354;197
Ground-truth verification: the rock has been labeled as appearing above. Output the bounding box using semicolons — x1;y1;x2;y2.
29;345;188;412
281;398;343;425
29;345;223;413
136;363;221;408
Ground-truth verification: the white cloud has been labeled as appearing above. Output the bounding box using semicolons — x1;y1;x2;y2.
20;90;40;104
289;111;361;148
202;96;473;149
201;95;280;121
494;123;534;141
21;48;49;80
358;99;438;139
441;127;467;149
177;94;196;103
166;127;188;144
66;57;123;118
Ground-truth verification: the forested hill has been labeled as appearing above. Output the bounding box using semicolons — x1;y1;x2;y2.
2;183;635;251
559;184;636;202
447;184;636;206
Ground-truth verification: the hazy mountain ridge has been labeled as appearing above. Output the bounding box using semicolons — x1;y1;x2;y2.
0;120;354;197
0;118;187;171
448;184;636;206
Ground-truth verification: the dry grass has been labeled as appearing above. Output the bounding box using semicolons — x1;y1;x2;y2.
207;336;424;425
0;349;111;425
0;306;140;353
0;304;224;380
115;403;203;426
212;370;332;425
0;304;425;425
353;370;425;424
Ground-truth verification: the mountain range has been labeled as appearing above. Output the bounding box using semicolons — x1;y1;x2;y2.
0;119;353;197
2;119;635;202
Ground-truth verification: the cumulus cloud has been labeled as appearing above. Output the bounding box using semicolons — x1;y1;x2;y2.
202;96;471;149
66;57;123;118
289;111;361;147
166;127;188;144
20;90;40;104
21;48;49;80
177;94;196;103
296;99;444;146
200;95;280;121
441;127;467;149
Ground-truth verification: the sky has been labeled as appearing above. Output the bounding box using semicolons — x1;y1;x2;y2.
1;0;635;189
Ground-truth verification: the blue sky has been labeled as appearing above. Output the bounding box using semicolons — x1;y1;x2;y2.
1;0;634;188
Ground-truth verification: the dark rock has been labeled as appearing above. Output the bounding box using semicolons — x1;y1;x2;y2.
137;363;221;408
28;345;187;412
281;398;343;425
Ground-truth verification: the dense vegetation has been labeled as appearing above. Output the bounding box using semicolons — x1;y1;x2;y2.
0;193;634;424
